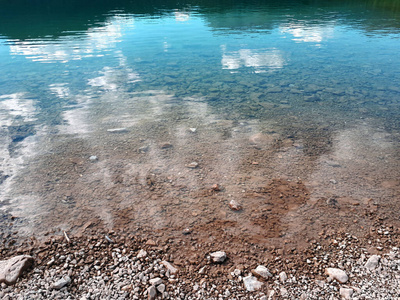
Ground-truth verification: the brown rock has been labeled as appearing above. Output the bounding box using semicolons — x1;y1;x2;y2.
146;239;157;246
211;184;221;191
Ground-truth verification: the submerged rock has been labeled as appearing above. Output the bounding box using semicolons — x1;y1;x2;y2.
186;162;199;169
229;200;242;211
107;128;128;133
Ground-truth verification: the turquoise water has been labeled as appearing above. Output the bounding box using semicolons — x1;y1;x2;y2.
1;1;400;126
1;0;400;237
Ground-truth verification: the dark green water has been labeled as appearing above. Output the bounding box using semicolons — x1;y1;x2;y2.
0;0;400;237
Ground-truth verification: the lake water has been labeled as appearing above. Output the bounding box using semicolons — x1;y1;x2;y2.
0;0;400;245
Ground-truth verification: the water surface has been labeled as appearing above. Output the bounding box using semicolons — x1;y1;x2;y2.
0;0;400;245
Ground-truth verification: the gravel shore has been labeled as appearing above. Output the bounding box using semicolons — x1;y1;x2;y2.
1;224;399;300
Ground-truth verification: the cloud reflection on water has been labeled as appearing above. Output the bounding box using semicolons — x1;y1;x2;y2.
8;16;134;63
280;24;335;45
221;46;285;73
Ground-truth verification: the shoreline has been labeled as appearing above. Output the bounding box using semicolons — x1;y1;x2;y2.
1;218;399;299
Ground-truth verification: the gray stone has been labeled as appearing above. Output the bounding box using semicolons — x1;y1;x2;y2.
0;255;34;285
339;287;353;299
325;268;348;283
138;146;149;153
210;251;226;263
365;255;380;270
161;261;178;275
89;155;98;162
157;284;165;293
279;271;288;283
186;162;199;169
280;287;288;298
243;275;263;292
252;265;272;279
137;249;147;259
52;276;71;290
149;277;163;286
147;286;157;300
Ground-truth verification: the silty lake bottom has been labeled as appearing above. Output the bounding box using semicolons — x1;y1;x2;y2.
0;0;400;258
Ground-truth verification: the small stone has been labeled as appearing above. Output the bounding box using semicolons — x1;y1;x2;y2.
147;286;157;300
105;235;114;243
304;95;321;102
160;143;173;149
52;276;71;290
121;284;132;291
243;275;263;292
252;265;272;279
325;268;348;283
315;280;325;288
279;271;288;283
339;287;354;299
229;200;242;211
182;228;192;235
161;261;178;275
326;198;338;206
186;162;199;169
149;277;163;286
365;255;380;270
157;284;165;293
198;266;206;274
232;269;242;276
138;146;149;153
210;251;226;263
299;293;308;300
107;128;127;133
280;287;288;298
189;128;197;133
145;239;157;246
211;184;221;191
89;155;98;162
0;255;34;285
137;249;147;259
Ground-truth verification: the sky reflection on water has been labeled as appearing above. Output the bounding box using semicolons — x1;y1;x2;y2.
0;0;400;238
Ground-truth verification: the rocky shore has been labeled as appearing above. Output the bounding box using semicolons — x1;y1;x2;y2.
1;223;399;300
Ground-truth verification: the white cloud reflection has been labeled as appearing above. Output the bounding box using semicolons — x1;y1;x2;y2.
221;46;285;73
280;24;335;45
174;10;190;22
0;93;37;126
9;16;134;63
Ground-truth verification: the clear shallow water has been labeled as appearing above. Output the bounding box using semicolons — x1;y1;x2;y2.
0;0;400;238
